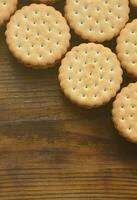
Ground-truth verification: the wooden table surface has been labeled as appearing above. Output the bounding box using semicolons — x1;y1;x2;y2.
0;1;137;199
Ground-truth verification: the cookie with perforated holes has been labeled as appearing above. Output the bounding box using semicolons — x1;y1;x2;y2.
0;0;18;27
117;19;137;79
59;43;123;108
32;0;59;4
112;83;137;144
130;0;137;7
65;0;129;42
5;4;70;69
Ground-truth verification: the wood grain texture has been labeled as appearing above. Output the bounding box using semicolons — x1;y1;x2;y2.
0;0;137;199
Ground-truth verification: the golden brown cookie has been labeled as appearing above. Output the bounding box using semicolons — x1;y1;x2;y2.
0;0;18;27
130;0;137;7
59;43;123;108
112;83;137;144
32;0;59;4
65;0;129;42
117;19;137;79
6;4;70;69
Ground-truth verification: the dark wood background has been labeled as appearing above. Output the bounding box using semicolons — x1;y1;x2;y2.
0;0;137;199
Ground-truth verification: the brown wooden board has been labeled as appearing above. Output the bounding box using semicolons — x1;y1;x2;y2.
0;1;137;199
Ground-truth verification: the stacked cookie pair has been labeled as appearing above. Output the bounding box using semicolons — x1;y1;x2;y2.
1;0;137;143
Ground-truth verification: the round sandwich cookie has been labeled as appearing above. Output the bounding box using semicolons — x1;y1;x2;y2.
130;0;137;7
112;83;137;144
6;4;70;69
32;0;59;4
65;0;129;42
59;43;123;108
117;19;137;79
0;0;18;27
